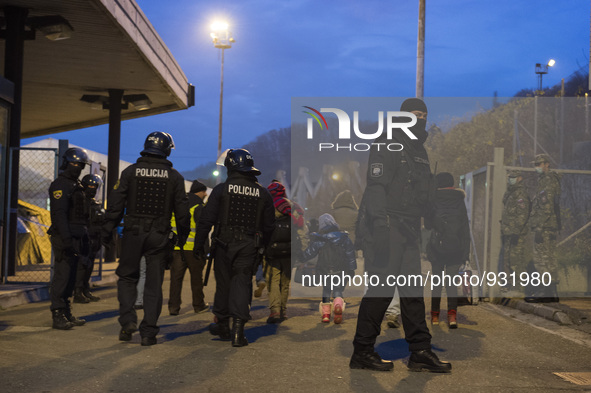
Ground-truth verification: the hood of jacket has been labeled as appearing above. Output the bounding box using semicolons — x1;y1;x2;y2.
331;190;358;210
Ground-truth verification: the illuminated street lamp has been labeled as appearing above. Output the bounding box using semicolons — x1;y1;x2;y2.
210;21;235;183
535;59;555;92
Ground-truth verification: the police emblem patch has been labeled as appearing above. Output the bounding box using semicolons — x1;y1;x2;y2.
371;163;383;177
53;190;62;199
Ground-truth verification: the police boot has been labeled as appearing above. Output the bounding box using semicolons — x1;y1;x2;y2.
408;349;452;373
231;318;248;347
209;318;231;341
83;289;100;302
73;288;90;304
349;350;394;371
119;322;137;341
51;309;74;330
63;307;86;326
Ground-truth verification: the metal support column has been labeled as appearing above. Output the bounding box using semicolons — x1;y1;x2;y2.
105;89;123;262
3;6;28;276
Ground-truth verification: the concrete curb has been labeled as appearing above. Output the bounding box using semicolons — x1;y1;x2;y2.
0;271;117;310
493;297;574;325
0;285;50;309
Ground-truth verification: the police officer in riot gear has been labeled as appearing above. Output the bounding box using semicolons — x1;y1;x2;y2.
102;131;190;346
74;174;105;303
351;98;451;372
194;148;275;347
48;147;91;330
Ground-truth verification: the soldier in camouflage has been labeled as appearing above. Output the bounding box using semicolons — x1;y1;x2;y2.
500;170;530;287
527;154;561;302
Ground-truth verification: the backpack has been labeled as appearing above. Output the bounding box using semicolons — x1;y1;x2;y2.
266;214;292;258
428;209;464;257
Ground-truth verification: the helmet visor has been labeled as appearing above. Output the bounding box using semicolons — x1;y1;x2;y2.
216;149;231;166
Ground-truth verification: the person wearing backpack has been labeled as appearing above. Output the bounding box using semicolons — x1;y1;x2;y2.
264;181;304;323
425;172;471;329
301;213;356;324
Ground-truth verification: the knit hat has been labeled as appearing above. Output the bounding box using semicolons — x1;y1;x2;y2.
190;180;207;193
267;181;286;198
435;172;454;188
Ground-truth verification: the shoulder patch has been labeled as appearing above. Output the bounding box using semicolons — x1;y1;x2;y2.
371;163;383;177
52;190;62;199
113;180;120;190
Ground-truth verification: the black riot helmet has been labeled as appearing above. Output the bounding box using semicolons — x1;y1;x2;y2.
224;148;261;176
60;147;90;170
81;174;104;189
140;131;175;157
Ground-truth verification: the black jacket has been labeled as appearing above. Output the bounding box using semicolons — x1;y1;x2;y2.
103;156;190;243
364;133;433;225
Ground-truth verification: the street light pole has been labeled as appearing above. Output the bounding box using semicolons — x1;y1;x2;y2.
217;47;225;181
535;59;555;93
210;22;234;184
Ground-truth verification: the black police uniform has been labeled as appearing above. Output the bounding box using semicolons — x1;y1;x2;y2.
75;195;104;301
48;168;89;323
194;170;275;343
103;155;190;341
351;98;451;372
353;131;433;349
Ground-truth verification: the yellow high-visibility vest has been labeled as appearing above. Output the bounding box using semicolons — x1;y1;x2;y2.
171;203;201;251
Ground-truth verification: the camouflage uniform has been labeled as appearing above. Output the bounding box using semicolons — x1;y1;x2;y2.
501;171;530;275
529;159;561;280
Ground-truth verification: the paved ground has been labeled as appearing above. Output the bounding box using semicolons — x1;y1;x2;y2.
2;268;591;393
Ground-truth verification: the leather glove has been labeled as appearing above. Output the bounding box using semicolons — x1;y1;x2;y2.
193;246;206;260
164;252;172;270
64;246;78;258
510;234;519;246
534;231;543;244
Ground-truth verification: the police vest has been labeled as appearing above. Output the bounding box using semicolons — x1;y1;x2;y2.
68;184;89;226
219;181;264;234
126;165;173;220
88;200;105;236
171;202;200;251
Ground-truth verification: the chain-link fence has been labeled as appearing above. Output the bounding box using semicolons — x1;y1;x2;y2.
3;147;106;284
3;147;58;283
